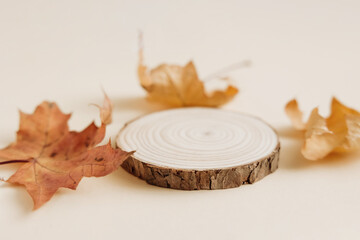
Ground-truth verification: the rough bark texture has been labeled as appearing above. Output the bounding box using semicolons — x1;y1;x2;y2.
121;143;280;190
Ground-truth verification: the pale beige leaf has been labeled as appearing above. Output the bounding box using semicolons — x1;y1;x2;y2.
285;97;360;160
285;99;306;130
301;108;341;160
328;98;360;152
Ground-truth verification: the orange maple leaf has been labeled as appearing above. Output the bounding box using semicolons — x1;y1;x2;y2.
0;96;132;209
137;34;239;107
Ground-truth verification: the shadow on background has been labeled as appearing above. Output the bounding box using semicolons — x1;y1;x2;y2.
113;96;170;114
0;181;33;213
107;166;168;193
276;126;303;139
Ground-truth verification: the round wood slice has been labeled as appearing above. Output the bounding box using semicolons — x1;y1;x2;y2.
116;107;280;190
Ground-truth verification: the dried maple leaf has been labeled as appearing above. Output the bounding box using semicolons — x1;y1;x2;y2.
138;49;239;107
285;97;360;160
0;96;132;209
284;99;307;130
91;90;113;125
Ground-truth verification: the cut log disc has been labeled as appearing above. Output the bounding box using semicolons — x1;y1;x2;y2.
116;107;280;190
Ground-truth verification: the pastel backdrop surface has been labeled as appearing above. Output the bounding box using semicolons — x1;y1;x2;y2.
0;0;359;239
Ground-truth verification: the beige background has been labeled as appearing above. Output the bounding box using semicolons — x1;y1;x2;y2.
1;0;360;239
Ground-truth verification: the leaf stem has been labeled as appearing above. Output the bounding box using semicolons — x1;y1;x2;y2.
203;60;252;82
0;160;30;165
